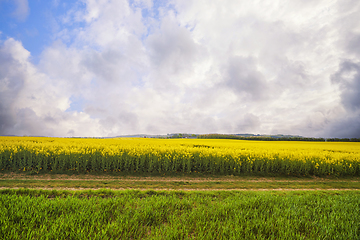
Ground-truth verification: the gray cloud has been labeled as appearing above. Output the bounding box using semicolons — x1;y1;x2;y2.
83;49;130;83
324;113;360;138
98;111;139;135
273;60;309;90
225;56;269;101
147;19;198;70
346;33;360;58
331;60;360;111
236;113;261;133
145;17;203;94
13;108;53;136
0;104;14;135
0;40;26;134
321;60;360;138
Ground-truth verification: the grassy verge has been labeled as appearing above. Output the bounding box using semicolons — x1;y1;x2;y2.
0;172;359;190
1;189;359;239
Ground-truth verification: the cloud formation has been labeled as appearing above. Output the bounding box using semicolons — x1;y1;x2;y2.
12;0;29;21
0;0;359;137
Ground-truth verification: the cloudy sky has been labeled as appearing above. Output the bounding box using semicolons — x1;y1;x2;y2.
0;0;359;138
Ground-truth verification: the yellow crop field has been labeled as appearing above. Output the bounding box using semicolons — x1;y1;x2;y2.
0;136;359;176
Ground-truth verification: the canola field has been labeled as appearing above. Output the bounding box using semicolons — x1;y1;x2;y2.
0;137;359;176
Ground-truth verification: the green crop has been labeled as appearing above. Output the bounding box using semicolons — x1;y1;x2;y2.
0;189;359;239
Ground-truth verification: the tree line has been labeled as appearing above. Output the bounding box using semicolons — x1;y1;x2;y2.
196;134;360;142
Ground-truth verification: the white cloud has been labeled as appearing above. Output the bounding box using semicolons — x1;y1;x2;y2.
0;38;104;136
1;0;359;137
12;0;29;21
132;0;153;9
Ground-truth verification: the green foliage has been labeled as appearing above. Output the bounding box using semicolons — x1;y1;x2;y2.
0;189;359;239
197;134;360;142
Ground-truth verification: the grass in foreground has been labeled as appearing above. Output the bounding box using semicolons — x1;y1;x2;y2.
0;189;359;239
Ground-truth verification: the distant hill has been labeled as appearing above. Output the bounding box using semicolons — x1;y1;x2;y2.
1;133;359;142
196;133;360;142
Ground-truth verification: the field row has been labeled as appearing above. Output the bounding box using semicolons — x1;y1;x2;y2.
1;189;359;239
1;137;360;176
1;178;359;190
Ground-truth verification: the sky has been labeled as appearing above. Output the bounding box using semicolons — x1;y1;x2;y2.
0;0;359;138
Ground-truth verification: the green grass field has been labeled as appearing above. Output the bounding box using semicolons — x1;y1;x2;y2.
1;189;359;239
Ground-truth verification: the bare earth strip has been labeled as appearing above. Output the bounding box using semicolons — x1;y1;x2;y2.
1;172;359;182
1;187;360;191
1;172;359;191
